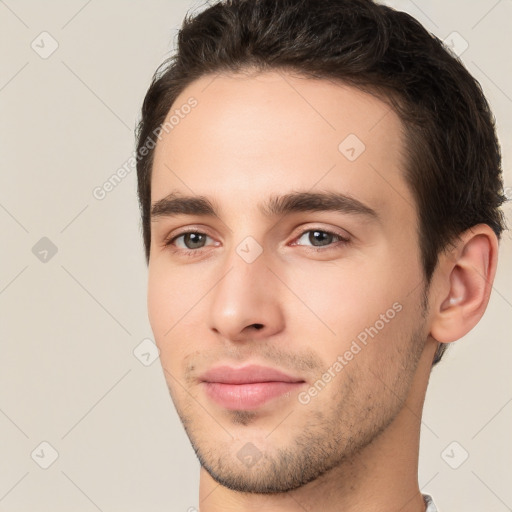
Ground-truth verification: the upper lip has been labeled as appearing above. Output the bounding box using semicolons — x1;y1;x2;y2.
199;364;305;384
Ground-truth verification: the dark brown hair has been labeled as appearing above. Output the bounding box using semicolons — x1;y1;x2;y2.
135;0;507;365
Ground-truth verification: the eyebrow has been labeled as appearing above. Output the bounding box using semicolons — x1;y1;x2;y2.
150;190;378;221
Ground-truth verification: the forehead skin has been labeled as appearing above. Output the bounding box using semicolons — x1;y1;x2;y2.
150;71;419;271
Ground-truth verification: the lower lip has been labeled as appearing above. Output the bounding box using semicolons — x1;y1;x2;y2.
202;382;304;410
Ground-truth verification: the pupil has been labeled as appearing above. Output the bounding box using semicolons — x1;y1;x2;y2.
310;230;332;246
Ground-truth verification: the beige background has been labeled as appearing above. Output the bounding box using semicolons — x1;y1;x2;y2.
1;1;511;510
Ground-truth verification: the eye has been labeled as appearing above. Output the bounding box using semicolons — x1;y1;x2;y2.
292;228;349;249
164;230;216;253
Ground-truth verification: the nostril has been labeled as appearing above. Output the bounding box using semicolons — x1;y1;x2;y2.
251;323;264;330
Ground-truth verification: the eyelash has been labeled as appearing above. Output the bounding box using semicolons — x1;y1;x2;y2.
163;227;350;258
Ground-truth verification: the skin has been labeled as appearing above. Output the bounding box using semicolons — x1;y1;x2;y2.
146;70;498;511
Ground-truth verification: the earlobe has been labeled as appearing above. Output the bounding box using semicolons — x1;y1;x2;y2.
430;225;499;344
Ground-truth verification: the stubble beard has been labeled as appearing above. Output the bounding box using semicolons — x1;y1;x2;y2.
169;319;427;494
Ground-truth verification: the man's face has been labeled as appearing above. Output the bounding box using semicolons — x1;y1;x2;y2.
147;71;430;492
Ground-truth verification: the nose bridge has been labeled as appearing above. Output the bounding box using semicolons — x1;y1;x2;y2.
207;239;284;341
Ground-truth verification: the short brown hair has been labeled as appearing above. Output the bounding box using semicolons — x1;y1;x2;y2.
135;0;507;364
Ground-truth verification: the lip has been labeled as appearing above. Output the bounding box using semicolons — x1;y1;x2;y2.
200;364;305;410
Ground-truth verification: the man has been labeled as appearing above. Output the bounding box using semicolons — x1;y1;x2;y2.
135;0;506;510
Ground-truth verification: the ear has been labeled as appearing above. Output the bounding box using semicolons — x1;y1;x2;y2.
429;224;499;343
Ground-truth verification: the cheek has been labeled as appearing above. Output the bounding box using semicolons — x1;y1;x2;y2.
287;261;398;337
147;263;206;368
147;263;186;342
147;275;180;378
147;267;168;338
285;257;417;375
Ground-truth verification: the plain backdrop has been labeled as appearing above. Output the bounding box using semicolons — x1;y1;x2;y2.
1;1;511;511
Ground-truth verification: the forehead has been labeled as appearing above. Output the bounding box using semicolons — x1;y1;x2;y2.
151;70;414;224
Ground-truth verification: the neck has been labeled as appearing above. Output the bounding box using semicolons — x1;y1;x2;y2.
198;344;436;512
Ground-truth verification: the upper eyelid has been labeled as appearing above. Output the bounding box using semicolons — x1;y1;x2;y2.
291;228;348;242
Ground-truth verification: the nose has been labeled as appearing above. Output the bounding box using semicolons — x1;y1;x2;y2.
207;247;285;343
